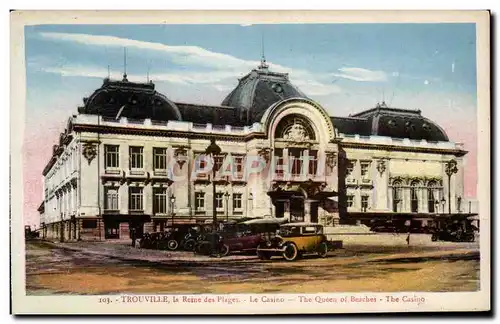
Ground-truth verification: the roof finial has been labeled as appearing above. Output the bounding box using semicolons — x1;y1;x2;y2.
123;47;128;82
258;30;269;70
147;62;150;83
107;64;110;79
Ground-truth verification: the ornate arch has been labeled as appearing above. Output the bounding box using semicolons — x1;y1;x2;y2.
274;114;316;141
260;98;337;143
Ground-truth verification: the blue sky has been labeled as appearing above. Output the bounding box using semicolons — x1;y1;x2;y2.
23;23;478;225
25;23;477;116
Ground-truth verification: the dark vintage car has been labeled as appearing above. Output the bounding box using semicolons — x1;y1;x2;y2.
195;218;286;257
163;224;204;251
256;222;339;262
431;222;477;242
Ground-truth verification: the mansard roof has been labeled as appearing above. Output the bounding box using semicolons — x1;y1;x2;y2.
335;102;449;142
220;62;309;125
74;73;448;142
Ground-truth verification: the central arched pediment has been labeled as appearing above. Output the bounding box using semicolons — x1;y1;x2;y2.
261;98;337;143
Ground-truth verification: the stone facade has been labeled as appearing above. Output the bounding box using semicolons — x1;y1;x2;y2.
37;67;468;241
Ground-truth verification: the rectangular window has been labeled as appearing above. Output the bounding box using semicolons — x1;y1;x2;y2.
360;161;371;177
194;154;208;173
153;147;167;170
216;193;224;209
104;187;119;211
346;160;354;176
361;195;369;211
347;195;354;207
309;150;318;176
195;192;205;210
234;156;244;178
129;146;144;169
428;189;436;213
233;193;242;210
104;145;119;168
214;155;224;172
289;149;304;176
153;188;167;214
129;187;144;211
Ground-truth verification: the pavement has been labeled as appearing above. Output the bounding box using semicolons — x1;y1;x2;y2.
38;232;479;265
26;239;480;295
39;240;258;263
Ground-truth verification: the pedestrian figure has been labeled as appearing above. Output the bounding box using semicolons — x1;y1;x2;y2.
131;227;136;247
406;231;411;245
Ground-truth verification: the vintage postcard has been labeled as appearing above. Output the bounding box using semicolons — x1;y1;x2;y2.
10;10;490;314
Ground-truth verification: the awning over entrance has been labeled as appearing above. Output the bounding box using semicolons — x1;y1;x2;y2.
267;180;337;200
102;213;151;223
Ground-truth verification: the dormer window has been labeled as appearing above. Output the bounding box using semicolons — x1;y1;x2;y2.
405;121;416;132
272;83;283;94
387;119;397;128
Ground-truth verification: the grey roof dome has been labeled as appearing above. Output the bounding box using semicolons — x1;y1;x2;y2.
332;102;449;142
78;76;182;121
221;62;309;124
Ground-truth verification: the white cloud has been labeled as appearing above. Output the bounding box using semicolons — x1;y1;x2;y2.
39;32;260;71
37;32;348;96
424;80;430;85
332;67;387;82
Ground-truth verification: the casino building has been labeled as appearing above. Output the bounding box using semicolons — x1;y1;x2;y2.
37;60;468;241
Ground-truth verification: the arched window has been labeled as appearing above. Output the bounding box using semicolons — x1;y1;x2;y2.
275;115;316;141
410;180;419;213
392;180;403;212
427;181;437;213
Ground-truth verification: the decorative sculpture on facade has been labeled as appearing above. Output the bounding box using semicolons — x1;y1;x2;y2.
257;147;272;162
283;123;310;142
82;142;97;165
376;159;386;175
326;152;337;168
174;146;188;169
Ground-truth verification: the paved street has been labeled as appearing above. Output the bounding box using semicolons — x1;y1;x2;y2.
25;237;479;295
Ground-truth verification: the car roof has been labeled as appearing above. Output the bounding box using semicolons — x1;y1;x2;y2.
242;218;288;225
280;222;323;227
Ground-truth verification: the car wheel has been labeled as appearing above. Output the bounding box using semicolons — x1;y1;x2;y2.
183;239;196;251
218;244;230;257
469;234;475;242
167;239;179;251
282;242;298;261
257;250;271;260
317;242;328;258
431;234;438;242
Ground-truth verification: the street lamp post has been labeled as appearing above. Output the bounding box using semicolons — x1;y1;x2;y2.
170;194;176;226
444;160;458;215
205;139;222;230
205;139;222;256
224;191;230;222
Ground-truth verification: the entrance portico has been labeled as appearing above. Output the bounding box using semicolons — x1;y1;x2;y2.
268;181;336;223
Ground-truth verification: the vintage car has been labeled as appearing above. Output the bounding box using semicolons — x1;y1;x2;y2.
431;223;477;242
256;222;331;261
195;218;285;257
164;224;204;251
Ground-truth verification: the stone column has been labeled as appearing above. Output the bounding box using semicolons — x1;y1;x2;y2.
304;199;311;223
283;200;290;220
